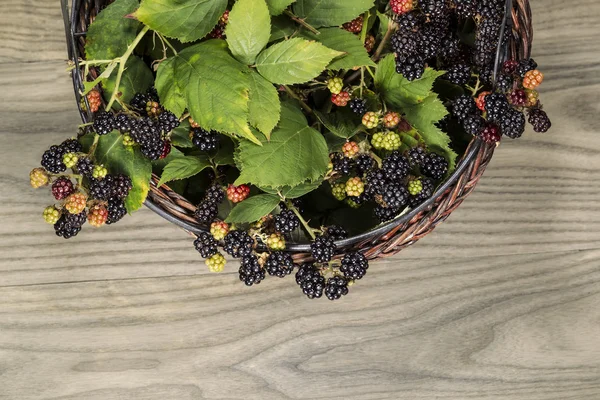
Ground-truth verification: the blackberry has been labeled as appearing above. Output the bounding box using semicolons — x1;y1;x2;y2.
223;230;254;258
194;200;220;224
76;157;94;177
51;177;74;200
419;23;444;59
528;108;551;133
194;232;218;259
146;87;160;102
500;109;526;139
332;153;354;175
515;58;538;78
391;31;419;59
495;73;514;92
60;138;83;153
422;153;448;180
191;128;219;151
476;0;504;19
474;19;501;66
503;59;519;75
396;55;425;81
54;214;83;239
110;174;133;200
407;146;427;167
451;94;478;122
355;154;375;176
409;178;434;207
106;198;127;225
310;235;336;263
114;114;132;133
453;0;476;18
418;0;447;19
444;64;471;85
382;151;410;182
205;184;225;204
324;276;349;300
89;177;112;201
93;111;115;135
158;111;180;133
130;92;148;113
130;117;164;160
463;114;485;136
381;183;410;210
484;93;510;122
325;225;348;241
342;15;364;33
265;251;295;277
296;264;325;299
340;252;369;280
396;11;424;31
374;204;399;222
41;145;66;174
364;168;387;197
349;98;368;115
140;136;166;161
479;122;502;143
477;65;494;85
509;89;528;106
239;254;265;286
65;210;87;228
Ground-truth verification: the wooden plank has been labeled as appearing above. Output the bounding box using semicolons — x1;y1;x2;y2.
1;250;599;399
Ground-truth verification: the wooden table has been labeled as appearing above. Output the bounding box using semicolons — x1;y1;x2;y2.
1;1;599;399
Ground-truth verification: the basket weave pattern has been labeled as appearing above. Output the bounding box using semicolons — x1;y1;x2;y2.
62;0;533;262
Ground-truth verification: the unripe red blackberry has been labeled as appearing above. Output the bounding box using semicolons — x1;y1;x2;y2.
64;193;87;214
342;141;359;158
227;184;250;203
502;59;518;75
331;91;350;106
86;90;102;113
364;34;375;53
51;177;74;200
476;91;491;111
509;89;528;106
210;221;229;240
30;168;50;188
479;122;501;144
390;0;414;15
523;70;543;90
88;204;108;227
342;16;363;33
146;100;161;117
383;112;400;128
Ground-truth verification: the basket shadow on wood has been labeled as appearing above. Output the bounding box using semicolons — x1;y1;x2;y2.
62;0;532;263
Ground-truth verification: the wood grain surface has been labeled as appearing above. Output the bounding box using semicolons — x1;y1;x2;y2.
1;0;600;399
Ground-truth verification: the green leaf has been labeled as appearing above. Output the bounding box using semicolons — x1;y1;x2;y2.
315;109;360;139
234;102;329;188
259;180;322;198
102;56;153;106
248;71;281;138
157;155;212;187
85;0;141;60
156;56;186;117
226;0;271;65
174;41;261;145
266;0;296;15
170;120;193;148
255;38;344;85
225;194;281;223
302;28;375;70
375;54;445;107
293;0;374;28
96;131;152;212
270;15;296;42
152;147;185;172
134;0;228;43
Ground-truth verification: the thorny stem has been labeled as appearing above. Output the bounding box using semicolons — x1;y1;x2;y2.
283;10;320;35
286;200;316;240
372;20;397;62
106;25;150;110
283;85;313;114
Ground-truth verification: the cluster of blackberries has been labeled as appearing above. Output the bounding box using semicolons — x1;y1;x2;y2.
41;138;83;174
194;184;225;225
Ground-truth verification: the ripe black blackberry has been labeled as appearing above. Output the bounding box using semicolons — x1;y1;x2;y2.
454;0;476;18
191;128;219;151
349;98;368;115
130;117;164;160
463;114;485;136
474;19;501;66
265;251;295;278
194;232;218;259
451;94;478;122
484;93;510;122
114;114;132;133
205;184;225;204
382;151;410;182
194;200;220;224
140;136;165;161
54;214;83;239
476;0;504;19
418;0;448;19
340;252;369;280
364;168;387;197
325;276;349;300
41;145;66;174
477;65;494;85
396;11;424;31
407;146;427;167
296;264;325;299
422;152;448;180
381;183;410;210
355;154;375;176
391;31;419;60
325;225;348;241
396;55;425;81
76;157;94;177
110;174;132;200
130;92;148;113
331;153;354;175
310;235;336;263
409;177;434;207
89;177;112;200
158;111;180;133
444;64;471;85
223;230;254;258
515;58;537;77
146;86;160;102
93;111;115;135
419;23;443;59
106;198;127;225
495;73;514;92
65;210;87;227
500;109;526;139
60;138;83;153
374;204;399;222
239;254;265;286
528;108;551;133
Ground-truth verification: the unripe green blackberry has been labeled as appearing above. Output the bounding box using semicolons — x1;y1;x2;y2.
62;153;78;169
122;134;135;147
266;233;286;251
371;132;385;149
92;165;108;179
210;221;229;240
332;183;347;201
43;206;61;224
30;168;50;188
362;112;379;129
407;178;423;195
382;132;401;151
146;100;161;117
206;253;226;272
346;197;361;208
327;77;344;94
345;177;364;197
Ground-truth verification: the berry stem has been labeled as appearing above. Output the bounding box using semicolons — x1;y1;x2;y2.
282;85;313;114
471;76;481;96
369;151;383;168
106;25;150;111
286;200;316;240
372;19;397;62
157;32;178;56
283;10;320;35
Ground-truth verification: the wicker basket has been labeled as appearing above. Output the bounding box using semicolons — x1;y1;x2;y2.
62;0;533;262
